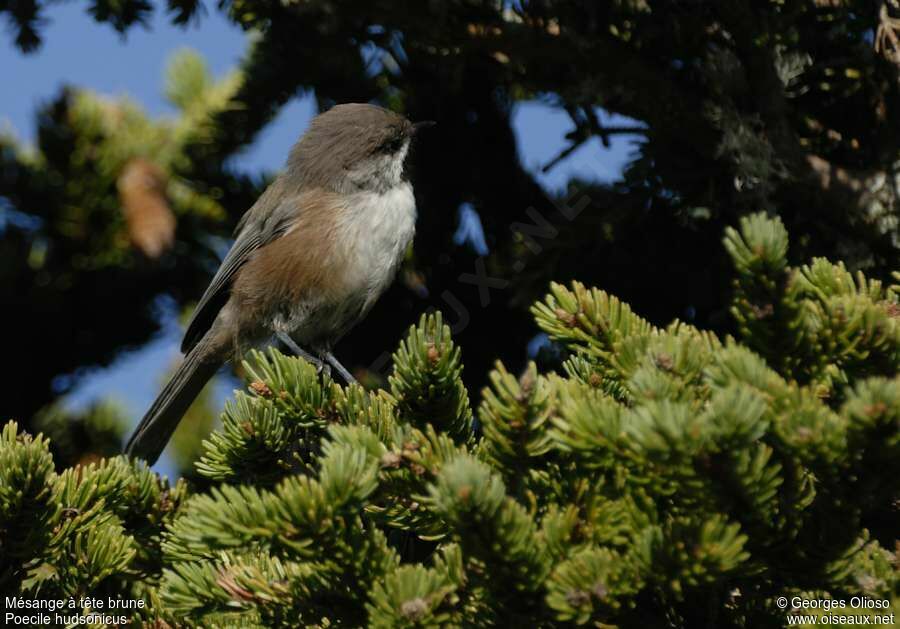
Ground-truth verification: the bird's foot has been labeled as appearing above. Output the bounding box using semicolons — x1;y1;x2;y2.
276;332;326;372
323;352;358;386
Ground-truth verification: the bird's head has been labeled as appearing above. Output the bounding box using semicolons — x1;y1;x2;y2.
286;103;434;194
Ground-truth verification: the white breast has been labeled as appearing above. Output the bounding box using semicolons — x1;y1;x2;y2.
339;182;416;305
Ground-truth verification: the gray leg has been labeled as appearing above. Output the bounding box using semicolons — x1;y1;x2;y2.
324;352;358;385
276;332;325;371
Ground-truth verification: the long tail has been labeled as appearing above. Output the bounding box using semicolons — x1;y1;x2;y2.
125;340;221;464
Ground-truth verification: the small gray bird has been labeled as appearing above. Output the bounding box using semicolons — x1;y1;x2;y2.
125;103;433;464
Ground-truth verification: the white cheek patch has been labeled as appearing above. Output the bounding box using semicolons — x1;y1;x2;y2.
343;140;410;193
397;139;410;163
384;140;410;188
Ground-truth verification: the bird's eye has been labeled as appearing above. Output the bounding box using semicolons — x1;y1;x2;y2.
382;135;404;153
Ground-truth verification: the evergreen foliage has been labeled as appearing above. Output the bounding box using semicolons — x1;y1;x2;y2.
2;214;897;627
0;422;187;600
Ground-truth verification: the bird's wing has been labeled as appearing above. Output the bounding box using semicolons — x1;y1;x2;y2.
181;192;300;353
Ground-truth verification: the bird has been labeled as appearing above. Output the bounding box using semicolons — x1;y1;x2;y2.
125;103;434;464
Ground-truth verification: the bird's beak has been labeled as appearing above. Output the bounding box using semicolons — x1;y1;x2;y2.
410;120;437;136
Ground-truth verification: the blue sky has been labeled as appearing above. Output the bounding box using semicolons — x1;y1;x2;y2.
2;0;640;470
